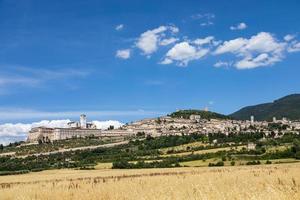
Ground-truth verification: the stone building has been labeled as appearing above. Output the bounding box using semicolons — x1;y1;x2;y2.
27;114;102;142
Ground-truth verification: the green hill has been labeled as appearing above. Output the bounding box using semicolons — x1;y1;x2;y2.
230;94;300;121
169;109;230;120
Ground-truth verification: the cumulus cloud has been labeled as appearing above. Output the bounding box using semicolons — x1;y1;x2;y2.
160;42;210;66
116;49;131;59
115;24;124;31
92;120;123;130
230;22;247;30
287;41;300;52
214;32;287;69
136;25;179;55
159;37;179;46
0;119;124;145
214;37;248;54
160;36;218;66
193;36;215;45
284;34;296;41
118;24;300;69
0;120;71;145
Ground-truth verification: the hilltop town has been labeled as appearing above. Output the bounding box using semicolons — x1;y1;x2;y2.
27;110;300;143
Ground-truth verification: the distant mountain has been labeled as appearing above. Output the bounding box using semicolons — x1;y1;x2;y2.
169;109;230;120
230;94;300;121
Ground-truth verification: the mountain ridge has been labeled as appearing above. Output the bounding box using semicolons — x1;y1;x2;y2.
230;94;300;121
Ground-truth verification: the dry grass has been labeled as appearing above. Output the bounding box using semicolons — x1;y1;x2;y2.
1;163;300;200
180;158;300;167
94;162;112;169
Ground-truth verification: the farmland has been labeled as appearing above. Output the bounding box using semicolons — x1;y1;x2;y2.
1;133;300;173
1;163;300;200
1;129;300;199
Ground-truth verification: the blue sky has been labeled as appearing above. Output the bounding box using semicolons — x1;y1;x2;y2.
0;0;300;126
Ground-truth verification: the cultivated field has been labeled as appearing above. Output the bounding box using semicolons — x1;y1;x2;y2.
1;163;300;200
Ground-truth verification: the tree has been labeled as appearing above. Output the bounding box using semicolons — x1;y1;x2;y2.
136;132;145;137
0;144;3;151
112;160;132;169
38;139;43;145
292;139;300;151
295;151;300;160
156;118;162;124
222;156;227;161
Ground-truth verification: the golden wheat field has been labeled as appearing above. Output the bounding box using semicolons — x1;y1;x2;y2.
1;163;300;200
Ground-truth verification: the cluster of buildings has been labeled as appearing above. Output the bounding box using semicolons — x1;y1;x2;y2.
27;113;300;143
27;114;133;142
123;115;300;136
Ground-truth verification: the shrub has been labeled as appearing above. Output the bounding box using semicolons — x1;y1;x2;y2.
295;151;300;160
112;160;132;169
0;170;30;176
246;160;261;165
208;161;224;167
266;160;272;164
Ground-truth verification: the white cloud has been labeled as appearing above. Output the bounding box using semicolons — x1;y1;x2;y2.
0;120;72;145
120;25;300;69
193;36;215;45
0;119;124;145
214;38;248;54
214;32;287;69
161;36;217;66
0;123;31;138
287;41;300;52
161;42;209;66
284;34;296;41
92;120;123;130
245;32;285;53
136;25;179;55
191;13;215;20
235;53;281;69
116;49;131;59
159;37;179;46
214;61;231;68
169;26;179;33
160;58;173;65
230;22;247;30
200;22;214;26
115;24;124;31
191;13;215;26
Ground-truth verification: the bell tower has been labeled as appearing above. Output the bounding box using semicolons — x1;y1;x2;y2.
80;114;87;129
